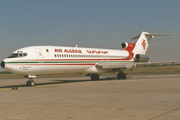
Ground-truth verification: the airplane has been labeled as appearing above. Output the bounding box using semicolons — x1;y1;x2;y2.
0;31;173;86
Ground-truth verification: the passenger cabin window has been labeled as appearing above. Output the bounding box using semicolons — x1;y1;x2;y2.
8;52;27;58
54;54;117;58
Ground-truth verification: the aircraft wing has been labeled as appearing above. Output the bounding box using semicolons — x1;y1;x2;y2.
95;61;167;70
95;62;137;69
137;61;180;66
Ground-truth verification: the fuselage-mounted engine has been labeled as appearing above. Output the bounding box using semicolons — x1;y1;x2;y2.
121;42;136;52
134;54;149;62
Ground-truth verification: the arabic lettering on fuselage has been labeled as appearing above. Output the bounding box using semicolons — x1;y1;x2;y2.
55;49;82;53
86;50;108;54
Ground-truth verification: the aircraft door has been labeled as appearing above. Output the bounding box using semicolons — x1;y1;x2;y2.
35;48;44;59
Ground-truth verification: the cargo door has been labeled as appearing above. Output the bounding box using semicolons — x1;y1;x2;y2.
35;48;44;59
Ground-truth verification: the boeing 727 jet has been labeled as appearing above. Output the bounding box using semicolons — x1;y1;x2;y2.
1;31;173;86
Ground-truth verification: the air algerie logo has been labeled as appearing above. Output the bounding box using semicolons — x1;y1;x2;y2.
142;39;146;50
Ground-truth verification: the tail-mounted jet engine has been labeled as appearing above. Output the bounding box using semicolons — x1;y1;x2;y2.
134;54;149;62
121;42;136;52
121;42;128;49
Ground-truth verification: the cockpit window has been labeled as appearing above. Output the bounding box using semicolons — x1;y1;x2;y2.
7;53;28;58
19;53;23;57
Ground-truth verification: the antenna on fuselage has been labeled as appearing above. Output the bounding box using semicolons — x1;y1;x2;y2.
76;44;78;48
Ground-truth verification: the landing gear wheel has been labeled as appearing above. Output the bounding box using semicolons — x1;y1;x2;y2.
91;74;99;80
26;78;36;86
30;81;35;86
117;72;127;80
26;81;31;86
117;73;122;80
122;74;127;79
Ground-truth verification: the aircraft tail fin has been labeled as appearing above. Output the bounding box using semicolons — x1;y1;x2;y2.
132;32;173;55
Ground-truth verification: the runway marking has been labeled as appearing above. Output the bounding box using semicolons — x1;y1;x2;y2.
149;108;179;120
35;83;66;88
35;86;44;88
0;88;11;91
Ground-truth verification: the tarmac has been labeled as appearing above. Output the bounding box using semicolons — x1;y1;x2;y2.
0;73;180;120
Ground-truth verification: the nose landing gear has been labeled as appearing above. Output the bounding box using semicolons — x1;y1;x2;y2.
26;78;36;86
24;75;36;86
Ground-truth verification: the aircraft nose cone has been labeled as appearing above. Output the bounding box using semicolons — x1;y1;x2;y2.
1;61;5;68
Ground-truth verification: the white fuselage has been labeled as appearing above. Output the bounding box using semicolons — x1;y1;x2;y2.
2;46;133;76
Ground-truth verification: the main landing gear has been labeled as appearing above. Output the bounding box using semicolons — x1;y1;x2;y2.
91;73;99;80
90;72;127;80
117;71;127;80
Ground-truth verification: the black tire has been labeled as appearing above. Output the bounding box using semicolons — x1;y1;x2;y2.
91;74;99;80
117;73;127;80
26;81;31;86
30;81;35;86
117;73;122;80
95;74;99;80
122;74;127;79
91;74;95;80
26;80;35;86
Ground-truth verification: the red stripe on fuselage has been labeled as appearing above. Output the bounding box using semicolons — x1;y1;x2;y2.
13;58;133;62
9;63;96;66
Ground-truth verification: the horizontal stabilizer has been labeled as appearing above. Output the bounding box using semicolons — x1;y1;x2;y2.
147;33;174;36
131;32;173;40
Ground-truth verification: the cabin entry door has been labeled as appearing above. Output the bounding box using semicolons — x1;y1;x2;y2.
35;48;44;59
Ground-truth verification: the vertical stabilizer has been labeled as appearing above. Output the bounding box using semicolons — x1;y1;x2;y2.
131;32;173;55
132;32;150;55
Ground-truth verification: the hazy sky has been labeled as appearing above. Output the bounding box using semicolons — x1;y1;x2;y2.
0;0;179;71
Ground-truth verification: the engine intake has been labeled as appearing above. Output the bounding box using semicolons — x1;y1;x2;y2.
121;42;136;52
121;42;128;49
134;54;149;62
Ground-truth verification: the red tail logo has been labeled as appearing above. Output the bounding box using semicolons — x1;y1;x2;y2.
142;39;146;50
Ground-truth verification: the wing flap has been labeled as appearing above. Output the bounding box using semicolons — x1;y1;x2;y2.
95;63;136;69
